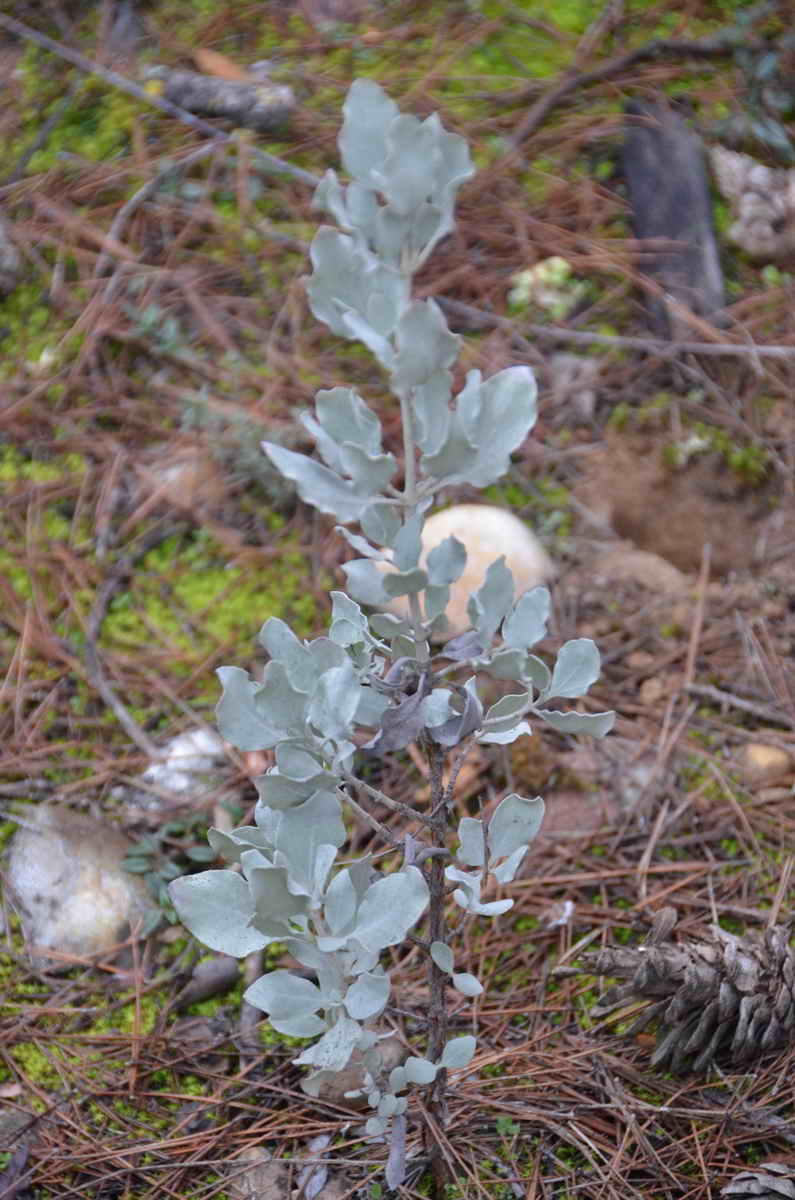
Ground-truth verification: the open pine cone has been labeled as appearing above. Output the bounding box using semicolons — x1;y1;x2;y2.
721;1163;795;1199
583;907;795;1071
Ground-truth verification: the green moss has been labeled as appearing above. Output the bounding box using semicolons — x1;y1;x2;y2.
102;529;323;677
10;1041;64;1091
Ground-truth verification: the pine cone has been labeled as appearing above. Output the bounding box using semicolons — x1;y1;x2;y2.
721;1163;795;1198
582;907;795;1071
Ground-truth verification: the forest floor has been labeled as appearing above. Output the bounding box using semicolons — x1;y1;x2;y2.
1;0;795;1197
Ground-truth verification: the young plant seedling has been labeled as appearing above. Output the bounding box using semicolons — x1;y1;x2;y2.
170;78;614;1193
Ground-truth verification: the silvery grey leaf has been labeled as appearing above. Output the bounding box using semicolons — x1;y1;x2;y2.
354;686;390;726
536;708;615;739
381;566;428;598
391;511;424;572
353;866;430;952
486;648;528;681
275;791;346;891
477;720;531;745
440;630;484;661
361;500;401;548
379;113;439;215
424;583;450;623
445;864;513;917
421;365;537;489
207;824;271;865
340;306;395;369
488;794;545;860
295;1014;362;1072
426;534;467;586
389;1066;408;1093
503;586;550;650
491;844;528;884
431;109;475;201
324;866;357;935
255;765;331;812
404;1056;438;1084
365;1116;387;1137
347;180;379;238
334;526;383;561
341;558;390;606
368;611;413;639
430;676;482;747
312;168;349;227
258;615;305;671
329;591;369;646
344;971;390;1021
430;940;454;974
523;654;551;693
339;77;398;187
482;691;530;733
300;410;346;475
467;556;514;641
411;369;452;454
257;661;309;734
456;817;485;867
546;638;601;700
372;203;413;266
378;1093;399;1119
306;228;407;342
316;386;383;456
440;1035;476;1069
452;972;483;997
275;742;326;782
419;417;478;488
262;440;367;524
244;969;323;1026
246;862;309;931
307;637;349;675
169;870;268;957
307;660;362;740
215;666;281;751
422;687;453;728
391;299;460;393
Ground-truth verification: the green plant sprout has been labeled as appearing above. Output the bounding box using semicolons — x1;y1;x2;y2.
170;79;613;1194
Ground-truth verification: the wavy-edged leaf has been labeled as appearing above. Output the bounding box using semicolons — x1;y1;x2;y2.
536;708;615;739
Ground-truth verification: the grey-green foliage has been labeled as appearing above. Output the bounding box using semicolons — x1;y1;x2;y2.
169;78;613;1177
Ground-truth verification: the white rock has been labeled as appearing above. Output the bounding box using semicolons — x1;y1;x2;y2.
383;504;554;637
142;728;225;796
5;805;156;962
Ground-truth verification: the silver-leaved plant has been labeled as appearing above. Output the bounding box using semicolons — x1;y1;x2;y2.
170;78;614;1191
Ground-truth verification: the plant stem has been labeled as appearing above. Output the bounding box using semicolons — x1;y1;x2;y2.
423;739;450;1196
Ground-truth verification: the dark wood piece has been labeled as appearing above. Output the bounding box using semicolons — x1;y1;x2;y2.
622;99;726;340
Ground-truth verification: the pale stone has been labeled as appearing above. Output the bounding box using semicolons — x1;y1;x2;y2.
639;677;665;705
226;1147;289;1200
141;728;225;796
5;804;157;962
740;743;793;788
383;505;554;637
589;545;689;594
